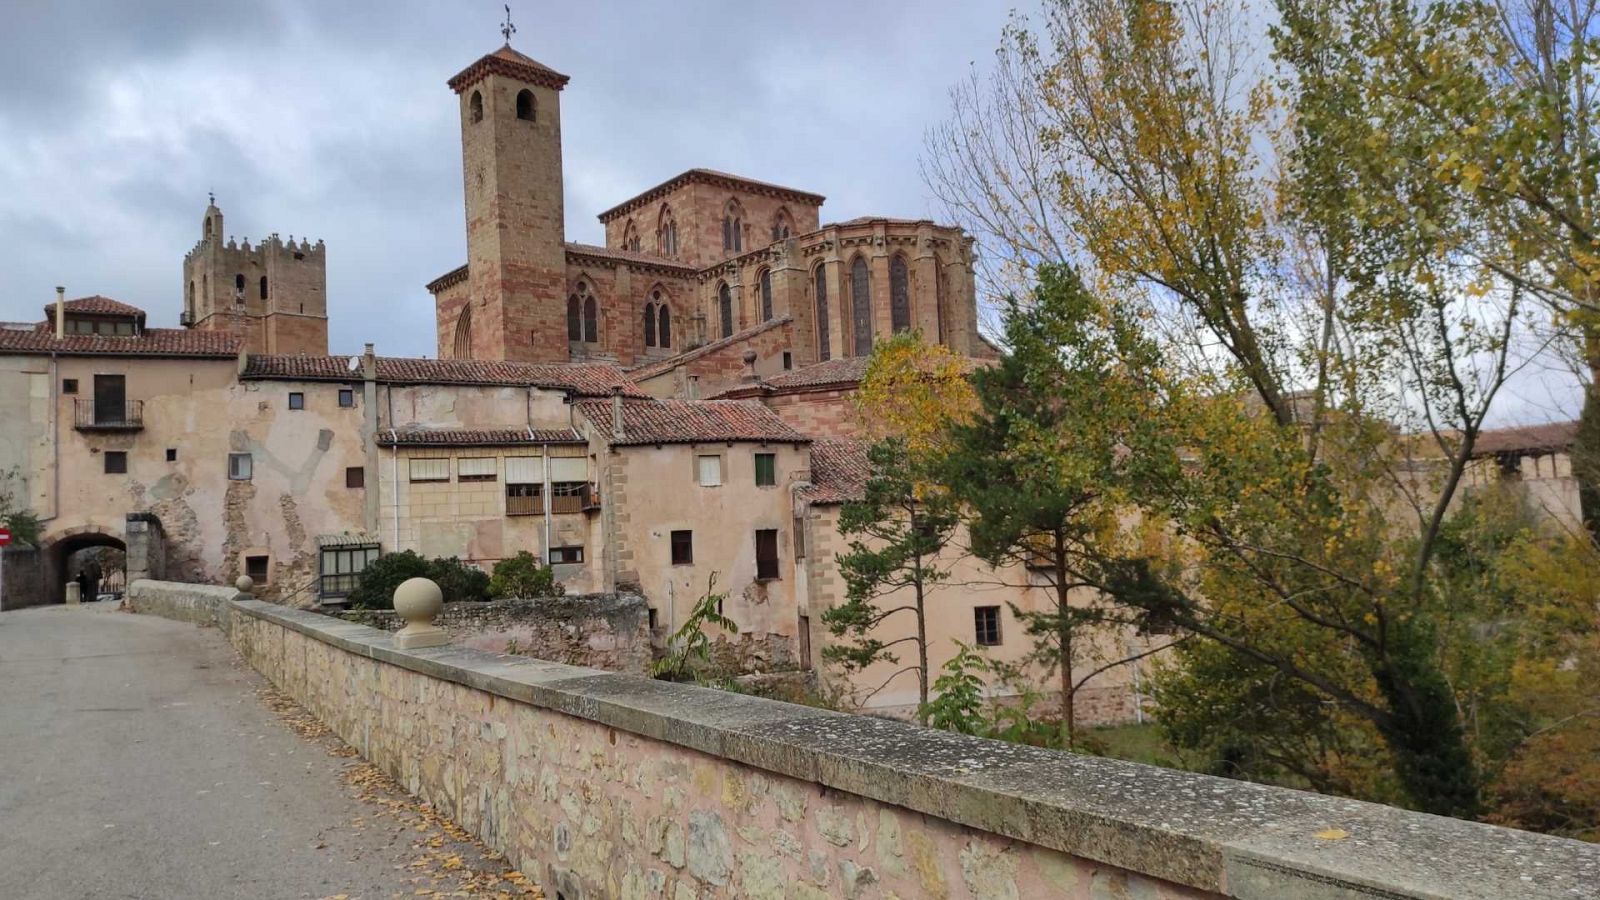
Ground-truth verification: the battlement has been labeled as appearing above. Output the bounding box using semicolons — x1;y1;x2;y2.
181;201;329;355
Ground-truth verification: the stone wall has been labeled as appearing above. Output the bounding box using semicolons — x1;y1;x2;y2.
1;546;43;611
223;598;1600;900
339;593;651;673
126;579;244;630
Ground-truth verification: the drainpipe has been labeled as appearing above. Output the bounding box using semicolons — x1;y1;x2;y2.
610;385;625;441
42;351;59;524
542;443;553;565
53;286;64;339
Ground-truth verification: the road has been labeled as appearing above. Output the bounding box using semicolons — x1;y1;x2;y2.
0;604;510;900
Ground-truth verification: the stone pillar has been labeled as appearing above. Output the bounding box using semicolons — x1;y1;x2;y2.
64;582;81;605
124;513;166;583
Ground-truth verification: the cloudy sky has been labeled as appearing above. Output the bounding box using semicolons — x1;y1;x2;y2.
0;0;1015;357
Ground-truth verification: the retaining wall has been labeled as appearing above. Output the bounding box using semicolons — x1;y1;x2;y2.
126;579;243;630
129;580;1600;899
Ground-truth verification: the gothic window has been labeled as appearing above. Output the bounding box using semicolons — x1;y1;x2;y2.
723;200;745;252
516;89;535;121
850;256;872;356
759;269;773;322
668;221;678;255
659;303;671;349
583;294;598;343
718;283;734;339
567;294;582;340
622;220;640;252
453;306;473;359
658;205;677;256
259;276;268;300
234;273;245;298
470;90;483;123
644;302;656;347
814;264;830;362
771;209;793;241
890;255;911;333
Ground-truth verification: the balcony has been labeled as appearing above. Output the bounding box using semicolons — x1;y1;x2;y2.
74;399;144;431
506;493;543;517
550;483;599;515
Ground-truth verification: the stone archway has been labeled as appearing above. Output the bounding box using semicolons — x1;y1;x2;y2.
40;526;127;605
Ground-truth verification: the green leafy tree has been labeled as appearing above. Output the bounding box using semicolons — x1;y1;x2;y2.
488;551;564;599
428;556;490;603
652;573;737;680
822;437;959;722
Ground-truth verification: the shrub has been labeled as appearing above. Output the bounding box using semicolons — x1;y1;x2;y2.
429;556;490;603
347;550;431;610
489;551;564;599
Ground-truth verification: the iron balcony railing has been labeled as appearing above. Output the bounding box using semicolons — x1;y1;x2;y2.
74;399;144;431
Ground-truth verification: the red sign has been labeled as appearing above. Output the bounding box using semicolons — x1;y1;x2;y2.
0;528;10;546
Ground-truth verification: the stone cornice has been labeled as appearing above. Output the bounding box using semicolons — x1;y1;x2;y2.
425;264;468;294
598;169;826;225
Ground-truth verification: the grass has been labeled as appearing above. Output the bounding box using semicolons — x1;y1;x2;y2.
1086;721;1183;768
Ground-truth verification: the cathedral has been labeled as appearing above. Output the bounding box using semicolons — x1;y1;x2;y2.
424;43;985;377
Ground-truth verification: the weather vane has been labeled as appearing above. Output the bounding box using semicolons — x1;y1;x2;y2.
501;4;516;44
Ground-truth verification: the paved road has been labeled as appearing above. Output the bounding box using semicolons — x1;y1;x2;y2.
0;605;467;900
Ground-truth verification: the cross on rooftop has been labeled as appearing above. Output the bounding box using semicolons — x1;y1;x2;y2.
501;4;516;44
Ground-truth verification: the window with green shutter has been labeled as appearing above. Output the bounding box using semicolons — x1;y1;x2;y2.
755;452;776;487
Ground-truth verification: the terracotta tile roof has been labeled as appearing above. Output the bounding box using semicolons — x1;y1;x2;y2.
42;295;146;318
711;356;871;399
0;327;240;358
448;44;570;93
575;398;810;446
598;168;825;223
627;316;793;382
801;438;870;504
825;216;936;228
376;428;583;447
1470;421;1579;456
564;242;698;273
240;354;647;397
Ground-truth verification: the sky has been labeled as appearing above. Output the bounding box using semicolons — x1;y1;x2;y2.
0;0;1014;356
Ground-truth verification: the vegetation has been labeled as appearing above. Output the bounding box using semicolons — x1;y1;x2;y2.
348;551;490;610
488;551;564;600
0;467;41;547
651;573;738;681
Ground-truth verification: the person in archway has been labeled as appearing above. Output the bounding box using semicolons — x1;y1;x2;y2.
75;569;91;603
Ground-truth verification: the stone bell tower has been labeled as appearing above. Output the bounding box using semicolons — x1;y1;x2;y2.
181;197;329;355
447;42;570;363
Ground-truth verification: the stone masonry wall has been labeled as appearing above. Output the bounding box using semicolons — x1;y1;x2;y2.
218;598;1600;900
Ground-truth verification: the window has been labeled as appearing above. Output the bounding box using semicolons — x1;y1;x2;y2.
759;269;773;322
245;555;269;583
104;451;127;474
234;273;245;297
550;546;584;565
62;378;78;394
657;205;677;256
772;209;793;240
458;457;496;482
453;306;473;359
259;276;269;300
320;544;380;598
408;457;450;483
851;256;872;356
338;388;354;408
670;530;693;565
644;303;656;347
288;392;304;410
228;452;252;481
718;283;733;338
166;448;177;462
516;89;535;121
567;295;582;340
793;515;806;558
755;529;780;580
583;295;598;343
890;255;912;333
754;452;776;487
470;89;483;123
697;454;722;487
782;351;792;370
723;200;744;252
506;482;543;516
659;301;671;349
549;456;589;512
974;606;1002;646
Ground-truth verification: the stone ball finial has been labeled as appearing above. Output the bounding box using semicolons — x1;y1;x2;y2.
742;349;758;364
235;575;254;593
392;577;449;650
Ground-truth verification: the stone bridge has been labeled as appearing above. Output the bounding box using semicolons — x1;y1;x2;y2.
3;580;1597;900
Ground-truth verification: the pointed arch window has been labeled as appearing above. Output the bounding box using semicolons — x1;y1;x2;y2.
259;276;269;300
643;302;657;348
718;283;734;339
516;89;535;121
850;257;872;356
470;90;484;123
890;255;911;333
814;264;830;362
234;273;245;299
453;306;474;359
659;303;671;349
583;295;598;343
567;294;582;341
759;269;773;322
771;209;794;241
657;206;678;256
722;200;745;252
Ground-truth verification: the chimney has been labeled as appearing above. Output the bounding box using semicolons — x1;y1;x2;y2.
611;385;625;441
54;286;65;339
362;342;377;380
740;349;760;384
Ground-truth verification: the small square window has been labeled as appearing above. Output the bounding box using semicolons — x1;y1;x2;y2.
346;466;365;489
550;546;584;565
670;530;693;565
288;392;305;410
165;448;177;462
245;555;269;583
755;529;779;580
228;452;253;481
338;388;354;408
754;452;776;487
104;451;127;474
697;454;722;487
62;379;78;394
974;606;1002;646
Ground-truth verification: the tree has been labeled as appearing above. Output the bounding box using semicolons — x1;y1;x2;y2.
0;466;41;547
854;331;979;462
939;265;1179;747
823;437;960;721
488;551;564;599
652;573;737;681
348;552;490;610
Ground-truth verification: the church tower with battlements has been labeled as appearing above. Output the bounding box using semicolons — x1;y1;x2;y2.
442;42;570;362
181;199;328;355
